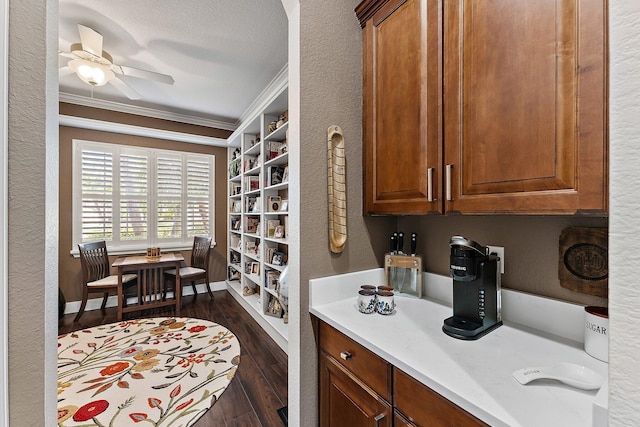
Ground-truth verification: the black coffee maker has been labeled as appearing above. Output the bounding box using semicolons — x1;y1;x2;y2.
443;236;502;340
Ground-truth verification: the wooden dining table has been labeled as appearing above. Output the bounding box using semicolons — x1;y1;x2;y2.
112;252;184;321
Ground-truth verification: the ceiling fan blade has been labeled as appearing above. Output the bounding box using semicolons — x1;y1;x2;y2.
77;24;104;57
109;77;142;100
114;64;175;85
59;66;75;78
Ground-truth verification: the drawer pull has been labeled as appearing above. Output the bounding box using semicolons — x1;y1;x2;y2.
374;413;385;426
340;351;352;361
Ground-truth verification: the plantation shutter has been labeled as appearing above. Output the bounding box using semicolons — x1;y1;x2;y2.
119;151;148;241
81;148;113;241
187;157;211;236
157;154;183;240
73;139;214;251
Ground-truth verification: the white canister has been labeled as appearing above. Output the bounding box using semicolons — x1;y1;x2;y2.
584;306;608;363
358;289;377;314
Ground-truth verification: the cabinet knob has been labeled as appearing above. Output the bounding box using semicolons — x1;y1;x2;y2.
340;351;352;361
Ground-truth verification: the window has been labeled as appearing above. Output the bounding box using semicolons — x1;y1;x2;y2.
72;140;215;253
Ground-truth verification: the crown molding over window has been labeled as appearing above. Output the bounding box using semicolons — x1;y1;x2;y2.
59;92;238;131
59;115;229;147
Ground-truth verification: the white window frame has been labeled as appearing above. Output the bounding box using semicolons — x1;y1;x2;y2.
71;139;215;255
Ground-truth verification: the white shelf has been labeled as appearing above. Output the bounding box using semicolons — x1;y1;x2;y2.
263;286;278;298
265;152;289;167
244;165;261;175
245;273;261;285
265;122;288;141
227;84;288;352
264;262;286;272
244;141;262;156
226;279;287;352
264;182;288;191
265;237;287;245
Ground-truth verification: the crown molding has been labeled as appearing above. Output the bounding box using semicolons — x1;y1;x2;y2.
58;92;238;131
238;64;288;125
228;64;289;144
59;115;228;147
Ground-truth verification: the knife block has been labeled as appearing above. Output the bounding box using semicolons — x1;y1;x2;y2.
384;254;422;298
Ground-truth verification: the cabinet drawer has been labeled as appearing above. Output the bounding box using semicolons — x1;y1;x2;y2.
394;368;488;427
319;321;392;400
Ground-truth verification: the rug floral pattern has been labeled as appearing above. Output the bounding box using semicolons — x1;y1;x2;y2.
57;317;240;426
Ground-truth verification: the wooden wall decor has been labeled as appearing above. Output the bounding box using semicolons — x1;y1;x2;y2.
558;227;608;297
328;126;347;253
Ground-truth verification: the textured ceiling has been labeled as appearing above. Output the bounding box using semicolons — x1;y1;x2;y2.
58;0;288;127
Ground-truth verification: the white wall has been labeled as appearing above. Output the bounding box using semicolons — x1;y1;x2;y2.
609;2;640;425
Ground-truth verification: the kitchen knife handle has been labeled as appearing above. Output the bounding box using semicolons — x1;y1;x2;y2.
390;233;397;254
446;164;453;201
411;232;417;256
427;167;435;202
397;232;404;254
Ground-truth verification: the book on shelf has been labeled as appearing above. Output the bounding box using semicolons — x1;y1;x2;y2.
244;176;260;191
267;141;287;160
265;246;277;266
245;217;259;234
267;166;285;186
230;183;241;195
265;270;280;291
266;219;280;238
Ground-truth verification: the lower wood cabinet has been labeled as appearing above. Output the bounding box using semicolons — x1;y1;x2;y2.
394;368;488;427
320;354;392;427
319;321;487;427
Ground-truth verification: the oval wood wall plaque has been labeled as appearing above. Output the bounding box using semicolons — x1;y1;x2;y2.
558;227;608;297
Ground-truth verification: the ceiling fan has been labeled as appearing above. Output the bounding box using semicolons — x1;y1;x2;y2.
59;24;174;100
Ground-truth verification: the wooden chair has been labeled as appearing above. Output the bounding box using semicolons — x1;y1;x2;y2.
75;241;137;322
164;236;213;299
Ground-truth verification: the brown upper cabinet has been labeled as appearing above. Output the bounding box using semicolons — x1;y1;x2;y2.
356;0;608;215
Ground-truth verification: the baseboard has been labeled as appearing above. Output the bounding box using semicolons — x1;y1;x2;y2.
63;281;226;315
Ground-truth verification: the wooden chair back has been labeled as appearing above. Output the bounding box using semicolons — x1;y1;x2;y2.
78;241;112;285
191;236;212;270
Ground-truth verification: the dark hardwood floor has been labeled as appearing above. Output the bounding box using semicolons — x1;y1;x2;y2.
58;290;288;427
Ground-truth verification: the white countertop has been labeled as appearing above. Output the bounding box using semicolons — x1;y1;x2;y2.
309;269;608;427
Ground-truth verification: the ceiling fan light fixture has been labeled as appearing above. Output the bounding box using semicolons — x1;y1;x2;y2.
68;58;114;86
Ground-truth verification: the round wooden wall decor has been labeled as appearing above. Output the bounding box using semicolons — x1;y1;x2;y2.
558;227;608;297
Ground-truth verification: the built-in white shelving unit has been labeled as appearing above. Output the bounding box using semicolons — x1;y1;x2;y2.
226;86;289;352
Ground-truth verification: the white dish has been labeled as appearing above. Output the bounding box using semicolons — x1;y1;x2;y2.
512;362;603;390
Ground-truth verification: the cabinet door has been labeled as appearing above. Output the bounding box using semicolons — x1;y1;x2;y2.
320;353;392;427
359;0;442;215
443;0;607;214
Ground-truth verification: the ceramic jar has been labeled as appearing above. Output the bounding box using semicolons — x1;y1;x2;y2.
358;289;377;314
376;290;395;315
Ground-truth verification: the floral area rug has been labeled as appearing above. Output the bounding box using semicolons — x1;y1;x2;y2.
57;317;240;426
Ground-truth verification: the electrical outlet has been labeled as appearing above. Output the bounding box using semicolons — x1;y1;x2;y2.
488;245;505;274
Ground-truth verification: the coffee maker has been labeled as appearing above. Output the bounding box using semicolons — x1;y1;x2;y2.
443;236;502;340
